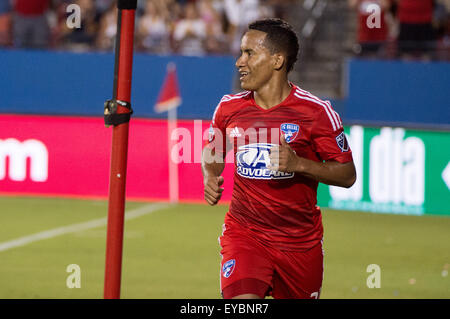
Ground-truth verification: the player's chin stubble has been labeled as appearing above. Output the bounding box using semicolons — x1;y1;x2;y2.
240;79;253;91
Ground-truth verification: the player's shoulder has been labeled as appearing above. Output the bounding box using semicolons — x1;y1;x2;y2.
211;91;251;124
291;85;343;131
291;85;333;111
219;91;252;106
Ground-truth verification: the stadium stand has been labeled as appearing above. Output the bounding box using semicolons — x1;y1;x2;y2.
1;0;449;98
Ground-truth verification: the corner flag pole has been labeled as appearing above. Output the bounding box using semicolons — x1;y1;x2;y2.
154;63;182;203
104;0;137;299
167;104;179;203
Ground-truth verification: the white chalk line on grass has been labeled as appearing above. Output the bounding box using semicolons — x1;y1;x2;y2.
0;203;170;253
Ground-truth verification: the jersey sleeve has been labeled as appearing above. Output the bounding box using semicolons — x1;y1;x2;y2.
311;103;353;163
204;98;228;160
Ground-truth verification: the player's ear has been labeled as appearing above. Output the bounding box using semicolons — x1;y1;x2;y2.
272;53;285;71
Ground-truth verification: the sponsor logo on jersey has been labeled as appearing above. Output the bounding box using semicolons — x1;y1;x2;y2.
236;143;294;179
229;126;242;138
222;259;235;278
336;131;349;152
280;123;299;143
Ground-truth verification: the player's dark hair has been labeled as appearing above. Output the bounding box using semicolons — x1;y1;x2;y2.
248;18;299;73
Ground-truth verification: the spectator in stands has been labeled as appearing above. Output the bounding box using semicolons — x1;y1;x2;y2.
173;2;207;56
396;0;434;60
12;0;51;48
96;3;117;51
95;0;115;17
445;12;450;59
348;0;391;58
223;0;262;55
167;0;182;24
264;0;291;21
435;5;450;60
198;0;227;54
0;0;12;46
3;0;286;57
433;0;449;41
137;0;171;54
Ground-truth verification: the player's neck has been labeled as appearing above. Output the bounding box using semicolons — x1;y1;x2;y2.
253;79;292;110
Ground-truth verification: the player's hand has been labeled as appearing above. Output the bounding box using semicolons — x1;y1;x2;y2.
203;176;224;206
268;134;299;172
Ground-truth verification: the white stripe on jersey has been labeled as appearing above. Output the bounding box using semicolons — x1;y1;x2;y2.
325;101;341;129
211;102;220;124
294;92;338;131
296;89;339;125
294;89;341;131
332;110;343;127
220;91;251;102
296;88;342;129
327;101;343;128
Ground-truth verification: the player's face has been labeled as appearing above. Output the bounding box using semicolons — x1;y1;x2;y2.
236;30;275;91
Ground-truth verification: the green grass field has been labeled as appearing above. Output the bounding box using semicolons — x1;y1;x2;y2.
0;196;448;299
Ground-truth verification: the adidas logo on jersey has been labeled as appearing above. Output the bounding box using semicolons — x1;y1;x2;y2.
229;127;242;138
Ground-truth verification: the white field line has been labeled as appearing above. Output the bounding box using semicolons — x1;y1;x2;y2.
0;203;170;253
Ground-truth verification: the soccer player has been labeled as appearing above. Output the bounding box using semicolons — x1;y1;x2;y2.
201;18;356;299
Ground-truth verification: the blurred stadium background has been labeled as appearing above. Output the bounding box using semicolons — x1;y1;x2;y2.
0;0;449;299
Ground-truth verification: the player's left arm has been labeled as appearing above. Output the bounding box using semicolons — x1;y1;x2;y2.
269;134;356;188
298;158;356;188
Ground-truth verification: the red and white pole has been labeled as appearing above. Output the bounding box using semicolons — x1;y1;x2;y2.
104;0;137;299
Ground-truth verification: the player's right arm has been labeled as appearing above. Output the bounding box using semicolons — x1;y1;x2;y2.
202;148;225;206
201;99;228;206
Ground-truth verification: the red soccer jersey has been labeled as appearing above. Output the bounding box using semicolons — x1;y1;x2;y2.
398;0;433;24
207;84;353;251
14;0;49;16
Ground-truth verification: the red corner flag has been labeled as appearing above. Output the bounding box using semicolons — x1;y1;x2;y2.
154;63;182;113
